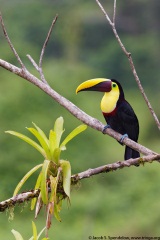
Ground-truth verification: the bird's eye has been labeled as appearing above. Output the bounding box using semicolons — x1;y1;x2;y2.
112;83;116;88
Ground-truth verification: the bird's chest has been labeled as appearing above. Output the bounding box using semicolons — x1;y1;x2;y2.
100;92;119;114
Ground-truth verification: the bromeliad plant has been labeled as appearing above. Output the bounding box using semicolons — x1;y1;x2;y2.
6;117;87;230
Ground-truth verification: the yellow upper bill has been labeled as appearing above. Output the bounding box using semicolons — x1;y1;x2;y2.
76;78;110;94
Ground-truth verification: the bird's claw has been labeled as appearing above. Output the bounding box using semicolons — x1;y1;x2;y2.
120;133;128;144
102;124;111;134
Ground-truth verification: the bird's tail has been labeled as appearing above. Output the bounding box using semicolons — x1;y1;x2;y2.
125;146;140;160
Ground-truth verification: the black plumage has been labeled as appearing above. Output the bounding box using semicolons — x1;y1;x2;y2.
103;80;139;160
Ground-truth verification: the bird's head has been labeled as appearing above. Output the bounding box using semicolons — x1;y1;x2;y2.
76;78;124;96
76;78;125;114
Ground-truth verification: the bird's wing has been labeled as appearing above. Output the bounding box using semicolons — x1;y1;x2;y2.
117;100;139;141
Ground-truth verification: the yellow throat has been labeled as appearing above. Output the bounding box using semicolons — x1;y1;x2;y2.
101;84;120;113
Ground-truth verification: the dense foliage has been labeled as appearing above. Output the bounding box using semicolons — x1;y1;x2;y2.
0;0;160;238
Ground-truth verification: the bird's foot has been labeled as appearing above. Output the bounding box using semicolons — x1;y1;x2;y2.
120;133;128;145
102;124;111;134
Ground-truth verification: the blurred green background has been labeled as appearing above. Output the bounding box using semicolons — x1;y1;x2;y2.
0;0;160;239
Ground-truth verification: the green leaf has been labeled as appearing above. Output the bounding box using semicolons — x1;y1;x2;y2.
54;117;64;148
41;159;50;204
31;172;42;211
49;130;56;160
32;221;37;240
54;200;62;222
5;131;46;158
27;127;51;159
53;148;61;164
60;124;87;149
29;224;46;240
32;122;49;146
13;164;43;196
11;229;24;240
60;160;71;198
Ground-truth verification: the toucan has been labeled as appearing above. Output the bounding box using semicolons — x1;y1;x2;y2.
76;78;140;160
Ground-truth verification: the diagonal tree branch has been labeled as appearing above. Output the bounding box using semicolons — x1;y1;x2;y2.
0;59;156;157
0;11;157;157
95;0;160;130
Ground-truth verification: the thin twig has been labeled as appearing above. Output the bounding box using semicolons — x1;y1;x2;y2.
0;13;26;70
95;0;160;130
26;54;39;71
95;0;113;26
128;56;160;129
0;153;160;212
113;0;117;25
38;14;58;84
27;15;58;84
96;0;113;26
39;14;58;69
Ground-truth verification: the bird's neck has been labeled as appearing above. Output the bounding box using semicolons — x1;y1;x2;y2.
100;90;120;114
